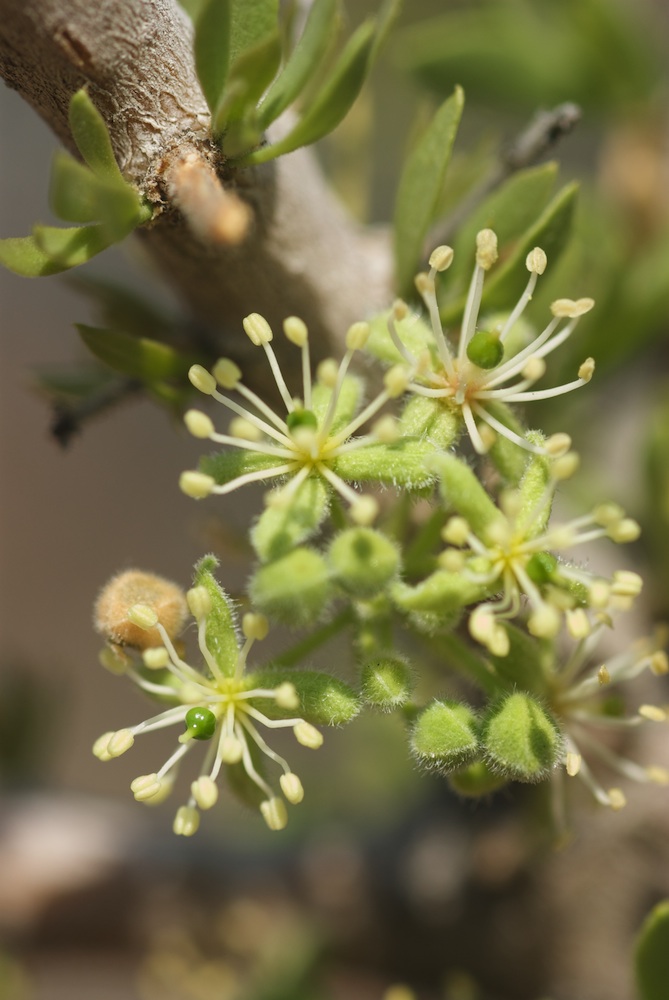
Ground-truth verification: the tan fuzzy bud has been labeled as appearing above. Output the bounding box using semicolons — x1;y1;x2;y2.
188;364;217;394
429;245;454;271
280;772;304;804
526;247;547;274
475;229;498;270
283;316;308;347
213;358;242;389
345;321;371;352
95;570;187;650
184;410;214;438
243;312;273;346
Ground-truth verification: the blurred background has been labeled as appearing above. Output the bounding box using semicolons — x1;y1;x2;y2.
2;1;669;997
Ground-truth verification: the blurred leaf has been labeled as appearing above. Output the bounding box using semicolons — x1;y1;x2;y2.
50;151;145;241
0;223;117;276
240;18;375;164
251;476;330;562
215;29;282;136
0;234;70;277
68;88;125;182
229;0;278;63
393;87;464;296
635;900;669;1000
69;276;176;341
194;0;231;116
76;324;194;381
258;0;340;127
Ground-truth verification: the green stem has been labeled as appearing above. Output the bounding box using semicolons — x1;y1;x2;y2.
420;631;504;699
274;607;354;667
403;506;448;579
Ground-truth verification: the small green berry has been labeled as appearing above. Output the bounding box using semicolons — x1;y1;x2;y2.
526;552;558;585
466;330;504;369
185;706;217;741
286;409;318;433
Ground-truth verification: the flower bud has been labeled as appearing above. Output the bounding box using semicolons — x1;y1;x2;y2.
481;693;562;782
95;570;187;650
411;700;480;771
250;548;332;626
361;657;413;711
328;528;399;598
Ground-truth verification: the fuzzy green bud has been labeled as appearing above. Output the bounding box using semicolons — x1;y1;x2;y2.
481;693;562;783
411;700;479;771
328;528;399;598
466;330;504;370
361;657;413;711
250;548;331;626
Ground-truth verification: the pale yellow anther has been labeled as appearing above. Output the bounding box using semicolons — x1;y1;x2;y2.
607;788;626;810
187;586;212;621
294;721;324;749
372;414;400;443
528;604;561;639
220;735;244;764
566;752;582;777
351;495;379;526
578;357;595;382
274;682;299;711
283;316;308;347
566;608;591;640
475;229;498;270
229;416;262;442
180;682;206;704
280;772;304;804
107;729;135;758
550;297;595;319
545;433;572;457
179;471;216;499
243;312;273;346
588;580;611;608
242;612;269;641
489;625;511;658
184;410;214;439
522;356;546;381
92;732;114;761
191;776;219;810
188;364;217;395
551;451;580;481
173;805;200;836
392;299;409;321
526;247;547;274
429;245;454;271
346;321;371;352
478;424;496;452
213;358;242;390
438;549;466;572
384;364;410;398
414;272;433;296
260;796;288;831
608;518;641;543
131;773;162;802
639;704;667;723
442;516;470;547
650;651;669;676
547;525;577;548
598;665;611;685
593;502;625;526
469;608;510;657
316;358;339;388
611;570;643;597
128;603;159;630
646;766;669;785
143;647;170;670
99;647;127;675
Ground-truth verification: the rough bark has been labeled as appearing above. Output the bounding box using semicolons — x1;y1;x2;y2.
0;0;392;367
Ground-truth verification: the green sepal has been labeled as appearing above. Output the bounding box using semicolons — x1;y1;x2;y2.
249;668;360;725
391;570;487;615
328;527;399;598
193;554;240;676
399;395;460;450
432;452;503;540
200;447;290;486
366;309;433;365
487;624;549;697
193;0;231;117
516;438;552;536
481;691;562;783
76;325;194;382
240;18;375;165
360;656;413;711
393;86;464;296
635;900;669;1000
411;699;479;771
249;547;332;627
331;438;437;491
312;374;362;437
448;759;507;797
49;151;146;241
258;0;340;127
68;88;125;183
485;400;532;485
251;475;329;562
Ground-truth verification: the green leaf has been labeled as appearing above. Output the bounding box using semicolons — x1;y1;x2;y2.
215;30;282;139
76;325;194;382
193;555;240;677
259;0;340;127
0;223;119;276
251;475;330;562
194;0;231;116
240;18;375;164
229;0;278;63
251;668;360;726
331;438;437;490
50;151;144;241
68;89;124;182
393;87;464;296
636;900;669;1000
0;234;70;277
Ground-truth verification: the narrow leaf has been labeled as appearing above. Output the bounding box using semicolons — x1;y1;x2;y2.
636;901;669;1000
68;89;124;182
240;19;375;165
258;0;339;127
34;224;113;269
229;0;278;63
194;0;231;116
214;29;282;134
50;151;144;241
76;325;193;381
393;87;464;296
0;235;68;277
